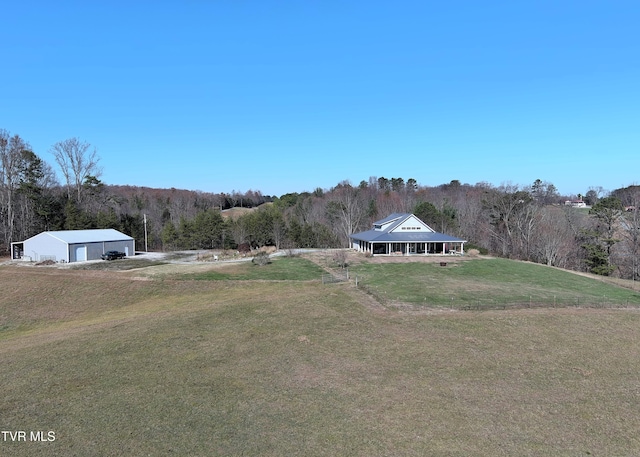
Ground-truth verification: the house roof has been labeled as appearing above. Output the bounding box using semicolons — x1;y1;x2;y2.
372;212;433;231
27;229;134;244
351;213;466;243
373;213;407;226
350;228;464;243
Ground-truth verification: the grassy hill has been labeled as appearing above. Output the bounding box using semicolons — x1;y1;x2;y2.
350;257;640;309
2;256;640;455
220;202;273;220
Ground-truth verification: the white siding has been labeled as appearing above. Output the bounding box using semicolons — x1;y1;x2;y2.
391;215;434;233
22;230;135;263
23;233;68;262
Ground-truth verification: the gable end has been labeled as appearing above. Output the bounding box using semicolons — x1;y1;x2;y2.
389;214;435;233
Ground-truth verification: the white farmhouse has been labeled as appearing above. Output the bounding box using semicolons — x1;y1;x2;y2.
350;213;466;256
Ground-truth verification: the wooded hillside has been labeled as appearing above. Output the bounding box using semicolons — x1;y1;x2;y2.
2;128;639;280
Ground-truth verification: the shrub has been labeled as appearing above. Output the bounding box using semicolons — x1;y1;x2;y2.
465;243;488;255
252;251;271;266
333;250;348;268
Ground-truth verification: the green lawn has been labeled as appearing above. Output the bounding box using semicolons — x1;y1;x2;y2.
179;256;326;281
352;257;640;308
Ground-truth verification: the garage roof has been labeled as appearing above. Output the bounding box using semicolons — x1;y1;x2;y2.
30;229;134;244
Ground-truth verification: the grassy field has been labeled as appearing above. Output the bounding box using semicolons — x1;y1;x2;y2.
70;258;168;270
177;256;327;281
2;257;640;456
351;257;640;308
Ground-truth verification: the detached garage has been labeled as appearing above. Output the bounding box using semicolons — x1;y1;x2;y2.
12;229;135;263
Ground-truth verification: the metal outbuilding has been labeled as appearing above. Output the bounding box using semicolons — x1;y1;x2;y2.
12;229;135;263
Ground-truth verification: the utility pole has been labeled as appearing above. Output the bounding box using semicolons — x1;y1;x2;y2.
143;213;148;252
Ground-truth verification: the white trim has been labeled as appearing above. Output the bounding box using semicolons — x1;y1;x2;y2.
389;214;435;233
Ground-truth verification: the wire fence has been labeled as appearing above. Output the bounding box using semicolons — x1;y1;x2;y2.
353;282;640;311
322;269;349;284
320;269;640;311
453;298;640;311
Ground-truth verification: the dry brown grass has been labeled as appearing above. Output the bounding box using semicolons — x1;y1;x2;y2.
124;260;239;277
3;263;640;455
220;202;273;219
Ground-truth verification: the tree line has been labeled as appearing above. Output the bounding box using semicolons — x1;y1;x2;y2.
2;128;639;280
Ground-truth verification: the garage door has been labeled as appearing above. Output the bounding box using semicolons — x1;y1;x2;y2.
75;246;87;261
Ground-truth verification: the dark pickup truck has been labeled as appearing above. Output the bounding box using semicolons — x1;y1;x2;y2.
101;250;126;261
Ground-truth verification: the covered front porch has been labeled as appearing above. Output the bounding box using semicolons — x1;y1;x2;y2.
356;240;464;256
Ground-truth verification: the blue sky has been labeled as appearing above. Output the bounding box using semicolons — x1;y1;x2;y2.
2;1;639;197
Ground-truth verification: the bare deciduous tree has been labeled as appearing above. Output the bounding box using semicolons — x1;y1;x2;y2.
484;185;535;258
0;132;30;246
613;186;640;281
533;206;577;267
326;183;368;247
50;137;101;203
